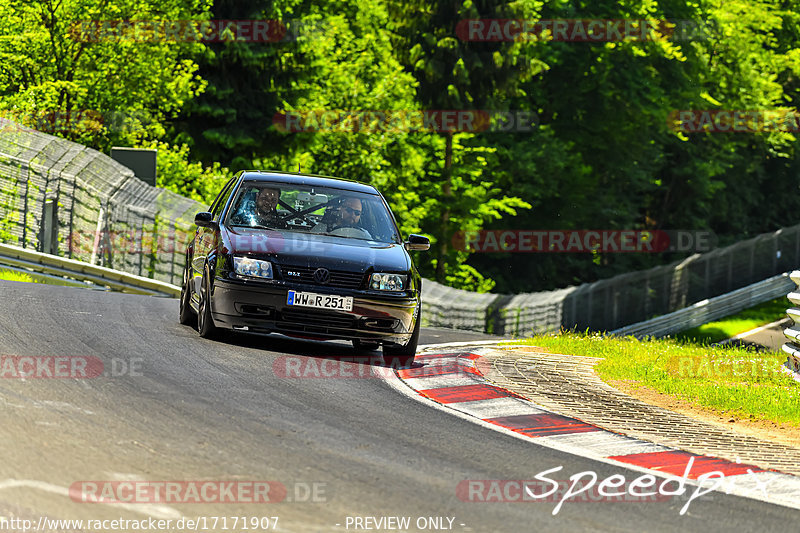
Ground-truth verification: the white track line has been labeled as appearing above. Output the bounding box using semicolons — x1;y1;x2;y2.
718;318;791;344
418;339;517;351
0;479;181;519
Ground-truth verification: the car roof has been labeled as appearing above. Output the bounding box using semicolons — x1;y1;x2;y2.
240;171;379;195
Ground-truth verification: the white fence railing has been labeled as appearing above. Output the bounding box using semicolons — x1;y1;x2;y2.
781;271;800;374
612;272;794;339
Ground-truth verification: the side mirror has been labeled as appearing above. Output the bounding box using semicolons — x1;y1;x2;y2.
194;212;217;229
404;234;430;251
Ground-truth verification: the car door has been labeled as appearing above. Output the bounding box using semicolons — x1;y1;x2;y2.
191;175;238;295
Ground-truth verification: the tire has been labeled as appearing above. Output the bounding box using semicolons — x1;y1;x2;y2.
383;308;420;368
179;263;196;326
197;268;218;339
353;339;380;352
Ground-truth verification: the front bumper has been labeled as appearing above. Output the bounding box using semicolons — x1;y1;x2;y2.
210;277;419;344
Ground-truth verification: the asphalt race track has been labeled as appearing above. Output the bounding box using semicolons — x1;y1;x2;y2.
1;280;798;532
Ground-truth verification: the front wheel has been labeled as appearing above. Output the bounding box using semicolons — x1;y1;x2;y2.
383;309;420;368
179;263;196;326
197;269;218;339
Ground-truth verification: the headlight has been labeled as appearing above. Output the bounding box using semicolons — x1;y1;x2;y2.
234;257;273;279
370;273;407;291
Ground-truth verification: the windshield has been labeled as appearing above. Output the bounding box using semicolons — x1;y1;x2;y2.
224;180;402;244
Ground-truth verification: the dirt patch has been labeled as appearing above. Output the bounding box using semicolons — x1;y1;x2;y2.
609;378;800;450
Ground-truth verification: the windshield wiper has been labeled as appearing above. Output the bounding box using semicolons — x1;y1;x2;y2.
317;232;377;241
230;224;275;230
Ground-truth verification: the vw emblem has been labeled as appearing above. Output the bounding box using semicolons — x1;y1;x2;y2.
313;268;331;284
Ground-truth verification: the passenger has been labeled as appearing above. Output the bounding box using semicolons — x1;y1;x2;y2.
312;197;372;239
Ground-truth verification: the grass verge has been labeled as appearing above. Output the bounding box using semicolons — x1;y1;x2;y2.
510;332;800;426
676;296;789;344
0;267;87;287
0;268;37;283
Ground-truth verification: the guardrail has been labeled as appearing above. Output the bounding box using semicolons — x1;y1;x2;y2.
611;271;794;339
4;238;791;341
0;242;180;297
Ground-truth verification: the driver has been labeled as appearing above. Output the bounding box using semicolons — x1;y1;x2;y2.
231;186;286;228
312;197;371;238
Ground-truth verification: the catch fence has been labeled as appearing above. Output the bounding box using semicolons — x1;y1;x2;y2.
423;224;800;335
0;118;204;285
1;119;794;335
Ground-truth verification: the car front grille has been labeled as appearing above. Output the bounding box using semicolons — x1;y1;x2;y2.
277;309;356;332
279;265;365;289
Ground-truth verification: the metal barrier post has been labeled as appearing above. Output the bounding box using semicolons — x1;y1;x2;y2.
138;215;144;277
54;170;62;255
22;178;29;248
90;202;105;265
40;198;58;255
102;205;114;269
67;175;76;259
169;222;176;285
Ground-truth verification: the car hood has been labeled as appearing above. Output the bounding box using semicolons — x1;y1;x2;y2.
222;226;411;272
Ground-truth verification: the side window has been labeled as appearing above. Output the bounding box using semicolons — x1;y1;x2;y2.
210;177;238;220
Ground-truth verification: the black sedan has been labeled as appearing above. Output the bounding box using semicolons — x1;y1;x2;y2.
179;171;430;367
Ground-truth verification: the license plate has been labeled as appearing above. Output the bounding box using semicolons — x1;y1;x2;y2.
287;290;353;312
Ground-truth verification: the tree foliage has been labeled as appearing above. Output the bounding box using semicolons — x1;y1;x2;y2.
0;0;208;150
3;0;800;293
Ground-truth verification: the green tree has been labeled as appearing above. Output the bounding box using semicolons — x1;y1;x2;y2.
170;0;305;170
0;0;209;151
388;0;542;283
470;0;800;292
